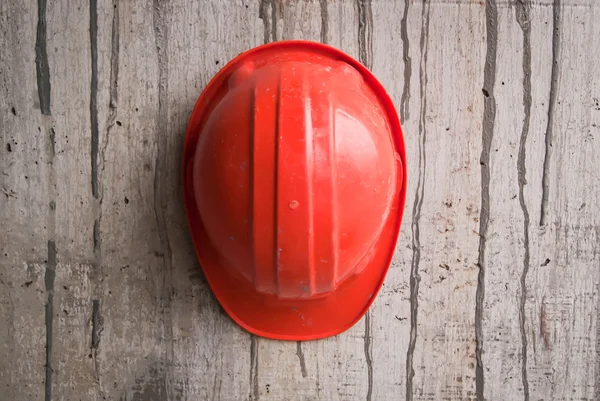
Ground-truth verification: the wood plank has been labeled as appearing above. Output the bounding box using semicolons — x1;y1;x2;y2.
481;3;531;400
369;0;414;399
0;1;55;399
43;0;99;398
81;0;173;399
407;3;486;400
524;2;600;400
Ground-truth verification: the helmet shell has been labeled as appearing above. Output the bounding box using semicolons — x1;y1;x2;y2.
183;41;407;340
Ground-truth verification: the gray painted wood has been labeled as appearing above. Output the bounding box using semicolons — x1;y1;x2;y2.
1;1;599;400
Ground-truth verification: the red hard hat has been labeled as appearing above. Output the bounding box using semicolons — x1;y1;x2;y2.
183;41;407;340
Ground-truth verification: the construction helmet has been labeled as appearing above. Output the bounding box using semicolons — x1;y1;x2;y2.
183;41;407;340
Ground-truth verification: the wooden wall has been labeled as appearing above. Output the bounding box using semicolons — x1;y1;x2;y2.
1;1;599;400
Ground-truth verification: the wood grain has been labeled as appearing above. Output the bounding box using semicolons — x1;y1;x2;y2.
1;1;599;400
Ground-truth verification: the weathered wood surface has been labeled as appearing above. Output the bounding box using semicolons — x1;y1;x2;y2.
1;0;599;400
